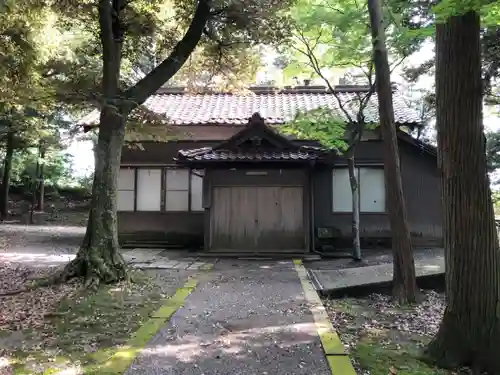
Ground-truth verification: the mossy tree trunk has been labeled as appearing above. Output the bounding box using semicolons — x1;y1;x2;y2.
368;0;417;303
425;11;500;373
58;0;210;287
0;129;14;221
62;109;127;288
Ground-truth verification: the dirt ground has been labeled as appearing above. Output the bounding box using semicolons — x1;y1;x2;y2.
322;292;477;375
0;210;192;375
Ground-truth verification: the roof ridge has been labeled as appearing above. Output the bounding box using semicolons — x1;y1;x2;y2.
155;85;391;95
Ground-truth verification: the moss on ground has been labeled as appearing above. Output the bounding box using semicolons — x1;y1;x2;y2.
8;270;188;375
354;336;448;375
323;292;461;374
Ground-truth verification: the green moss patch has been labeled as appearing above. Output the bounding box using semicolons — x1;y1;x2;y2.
354;335;448;375
322;291;461;374
5;270;190;375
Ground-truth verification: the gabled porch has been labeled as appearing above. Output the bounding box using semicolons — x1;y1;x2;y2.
176;113;323;254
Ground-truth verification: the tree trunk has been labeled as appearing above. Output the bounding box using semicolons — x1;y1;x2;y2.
347;155;361;261
367;0;417;303
425;11;500;373
53;0;210;288
30;144;41;224
60;109;127;288
0;130;14;221
37;144;45;211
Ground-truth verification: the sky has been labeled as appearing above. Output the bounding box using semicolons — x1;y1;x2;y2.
67;40;499;177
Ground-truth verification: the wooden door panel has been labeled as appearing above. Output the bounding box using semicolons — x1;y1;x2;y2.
277;187;305;249
210;187;231;249
210;185;305;251
210;186;257;250
230;186;257;249
255;187;281;249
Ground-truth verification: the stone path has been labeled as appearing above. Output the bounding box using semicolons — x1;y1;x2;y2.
122;249;213;271
125;260;334;375
308;248;444;292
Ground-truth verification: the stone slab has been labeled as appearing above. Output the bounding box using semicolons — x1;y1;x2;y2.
309;254;445;292
186;262;206;270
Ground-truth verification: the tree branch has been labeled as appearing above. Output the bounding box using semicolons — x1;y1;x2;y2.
98;0;117;99
124;0;211;111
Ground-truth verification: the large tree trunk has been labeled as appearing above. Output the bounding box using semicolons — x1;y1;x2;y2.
347;155;361;261
367;0;417;303
60;109;127;288
56;0;128;288
425;12;500;373
0;129;14;221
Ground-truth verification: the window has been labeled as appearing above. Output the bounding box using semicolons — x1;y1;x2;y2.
117;167;203;212
137;169;162;211
358;168;385;212
332;167;386;213
117;168;135;211
332;169;352;212
190;170;204;211
165;169;189;211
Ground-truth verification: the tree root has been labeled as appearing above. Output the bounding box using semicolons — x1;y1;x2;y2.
51;247;129;291
0;248;129;296
0;288;32;297
423;311;500;374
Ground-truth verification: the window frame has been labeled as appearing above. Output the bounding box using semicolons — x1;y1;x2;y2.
117;167;136;212
117;166;204;213
136;168;163;211
165;168;190;212
331;166;387;214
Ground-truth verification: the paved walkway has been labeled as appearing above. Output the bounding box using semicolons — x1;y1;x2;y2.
122;249;212;271
308;248;444;293
125;260;335;375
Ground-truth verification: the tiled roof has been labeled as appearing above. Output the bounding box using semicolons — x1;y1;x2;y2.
177;147;321;162
78;86;421;126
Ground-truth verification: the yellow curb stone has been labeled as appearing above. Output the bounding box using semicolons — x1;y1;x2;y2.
327;356;357;375
319;332;346;355
293;259;357;375
86;278;198;375
151;282;198;318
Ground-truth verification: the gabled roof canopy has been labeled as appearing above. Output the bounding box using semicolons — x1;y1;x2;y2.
176;112;323;164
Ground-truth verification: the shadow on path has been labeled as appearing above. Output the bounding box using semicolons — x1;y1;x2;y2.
126;261;332;375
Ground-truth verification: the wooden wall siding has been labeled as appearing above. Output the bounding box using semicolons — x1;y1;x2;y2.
117;211;204;246
399;142;442;240
118;137;442;249
313;140;442;245
209;168;308;187
209;186;305;251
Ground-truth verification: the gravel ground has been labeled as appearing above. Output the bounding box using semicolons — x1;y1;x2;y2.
126;260;332;375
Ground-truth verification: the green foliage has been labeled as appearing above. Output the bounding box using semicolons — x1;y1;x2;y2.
280;0;427;85
9;147;73;187
282;108;348;152
430;0;500;25
491;191;500;216
486;130;500;173
48;0;293;99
